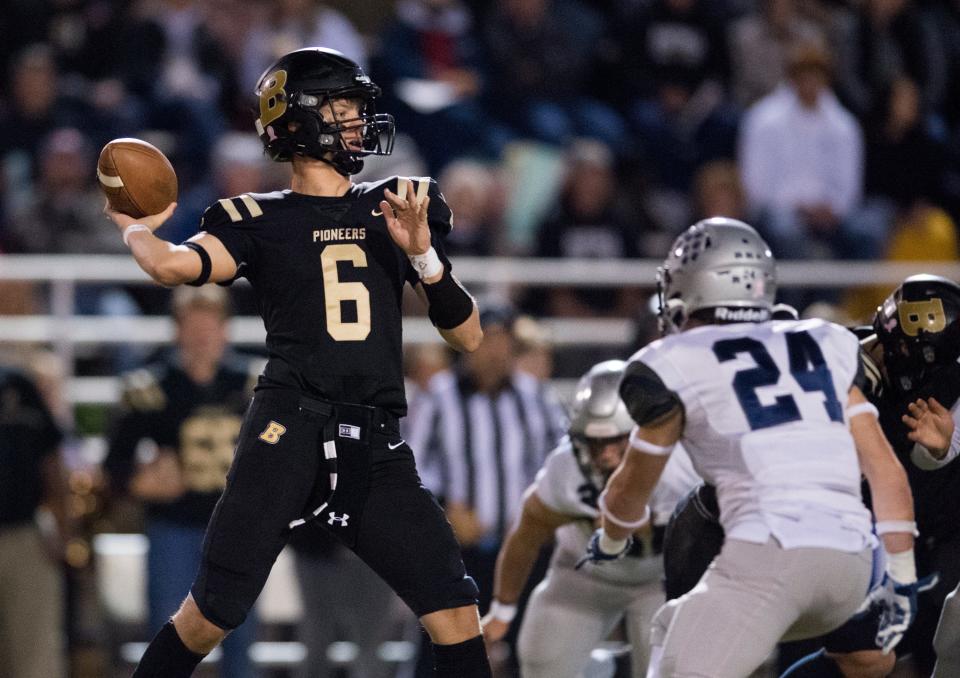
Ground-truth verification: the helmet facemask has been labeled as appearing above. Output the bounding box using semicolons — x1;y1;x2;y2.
299;93;395;175
253;48;396;176
571;434;629;489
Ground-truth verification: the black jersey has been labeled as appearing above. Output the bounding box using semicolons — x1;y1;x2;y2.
861;346;960;540
200;176;453;416
105;352;254;526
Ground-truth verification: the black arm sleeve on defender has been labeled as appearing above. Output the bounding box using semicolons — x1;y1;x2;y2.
619;360;683;426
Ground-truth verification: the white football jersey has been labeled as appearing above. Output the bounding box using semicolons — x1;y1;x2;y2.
631;318;874;552
533;437;700;584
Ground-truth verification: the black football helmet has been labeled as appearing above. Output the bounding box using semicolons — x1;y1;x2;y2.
873;274;960;394
253;47;395;175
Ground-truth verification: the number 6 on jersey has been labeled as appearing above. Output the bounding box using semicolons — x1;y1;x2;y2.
321;244;371;341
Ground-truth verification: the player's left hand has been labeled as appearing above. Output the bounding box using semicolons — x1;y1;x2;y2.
381;179;431;255
575;529;633;570
903;398;954;458
866;572;939;654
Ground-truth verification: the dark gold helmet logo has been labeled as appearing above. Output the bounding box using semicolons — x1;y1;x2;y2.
258;69;288;128
898;298;946;337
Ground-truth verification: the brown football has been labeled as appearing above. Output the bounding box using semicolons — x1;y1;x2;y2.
97;138;178;218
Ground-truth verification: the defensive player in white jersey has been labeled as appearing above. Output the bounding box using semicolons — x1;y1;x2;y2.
579;218;929;678
481;360;700;677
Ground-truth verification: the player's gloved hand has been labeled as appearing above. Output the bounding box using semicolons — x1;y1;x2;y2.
575;529;633;570
866;572;939;654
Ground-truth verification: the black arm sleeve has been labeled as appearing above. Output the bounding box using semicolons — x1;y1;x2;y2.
619;360;683;426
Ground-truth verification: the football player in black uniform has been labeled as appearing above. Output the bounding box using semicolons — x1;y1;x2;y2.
104;47;489;678
662;274;960;677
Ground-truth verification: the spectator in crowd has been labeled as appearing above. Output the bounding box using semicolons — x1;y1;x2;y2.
691;159;749;223
728;0;827;107
3;126;146;370
240;0;367;89
834;0;947;121
843;79;957;319
104;287;258;678
739;41;864;260
622;0;729;101
406;305;566;674
116;0;233;177
0;359;68;678
436;159;501;256
622;0;737;193
4;128;118;254
0;45;92;217
482;0;626;149
531;140;647;316
377;0;501;173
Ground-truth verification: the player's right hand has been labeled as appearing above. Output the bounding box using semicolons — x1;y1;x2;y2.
867;572;939;654
903;397;954;458
103;199;177;234
480;615;510;643
575;529;633;569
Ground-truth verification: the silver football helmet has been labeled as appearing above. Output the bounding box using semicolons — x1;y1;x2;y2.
658;217;777;333
569;360;634;488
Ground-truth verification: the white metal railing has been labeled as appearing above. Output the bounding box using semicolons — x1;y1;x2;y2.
2;255;958;404
2;254;960;286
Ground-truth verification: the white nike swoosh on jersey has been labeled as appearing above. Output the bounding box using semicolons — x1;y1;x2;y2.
387;440;405;450
372;209;383;217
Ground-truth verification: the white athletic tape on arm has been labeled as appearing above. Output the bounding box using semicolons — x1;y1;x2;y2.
629;427;675;456
598;492;651;530
886;548;917;583
122;224;151;247
409;246;443;280
846;402;879;419
876;520;919;537
489;600;517;623
598;531;629;556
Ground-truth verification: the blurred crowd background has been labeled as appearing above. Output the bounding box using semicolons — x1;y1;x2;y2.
1;0;959;676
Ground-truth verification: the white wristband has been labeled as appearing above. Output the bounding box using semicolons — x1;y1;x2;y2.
408;246;443;280
875;520;919;537
629;427;675;456
122;224;151;247
598;531;629;556
489;600;517;623
598;492;651;530
886;548;917;584
846;402;879;420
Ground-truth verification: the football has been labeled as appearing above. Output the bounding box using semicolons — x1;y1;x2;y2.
97;138;178;218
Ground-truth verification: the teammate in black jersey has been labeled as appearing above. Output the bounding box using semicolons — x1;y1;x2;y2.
104;47;489;678
663;274;960;677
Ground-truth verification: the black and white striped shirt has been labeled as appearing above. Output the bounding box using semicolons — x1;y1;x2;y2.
406;369;567;541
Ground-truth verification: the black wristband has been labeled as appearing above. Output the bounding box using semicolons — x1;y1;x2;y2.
182;241;212;287
425;267;475;329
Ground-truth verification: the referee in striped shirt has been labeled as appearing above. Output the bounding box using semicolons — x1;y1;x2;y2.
406;306;567;613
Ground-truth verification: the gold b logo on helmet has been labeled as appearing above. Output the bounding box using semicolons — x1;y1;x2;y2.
258;70;288;128
898;299;946;337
